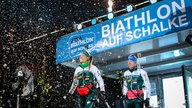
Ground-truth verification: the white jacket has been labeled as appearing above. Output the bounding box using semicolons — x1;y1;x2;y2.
123;68;151;99
69;65;105;94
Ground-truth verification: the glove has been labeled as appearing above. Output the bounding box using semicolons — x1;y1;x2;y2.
64;93;72;100
122;95;127;99
144;98;150;107
100;91;106;100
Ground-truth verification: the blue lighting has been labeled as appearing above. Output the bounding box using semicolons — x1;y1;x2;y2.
174;50;181;57
91;18;97;25
76;24;82;30
126;4;134;12
107;12;114;19
149;0;157;4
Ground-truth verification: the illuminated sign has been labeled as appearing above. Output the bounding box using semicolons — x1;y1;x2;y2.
56;0;192;64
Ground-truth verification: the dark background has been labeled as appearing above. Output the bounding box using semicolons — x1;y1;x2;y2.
0;0;149;107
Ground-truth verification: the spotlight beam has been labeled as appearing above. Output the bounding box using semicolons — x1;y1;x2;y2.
108;0;113;12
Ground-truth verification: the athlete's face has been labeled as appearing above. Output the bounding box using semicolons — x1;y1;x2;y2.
128;60;136;69
80;53;88;63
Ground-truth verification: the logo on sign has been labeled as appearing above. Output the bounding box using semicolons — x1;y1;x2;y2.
69;32;95;57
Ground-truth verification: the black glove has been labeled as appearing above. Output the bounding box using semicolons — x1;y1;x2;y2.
144;98;150;107
100;91;106;100
122;95;127;99
64;93;72;100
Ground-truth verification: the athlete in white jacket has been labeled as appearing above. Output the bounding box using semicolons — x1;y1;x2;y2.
68;51;105;108
123;55;151;108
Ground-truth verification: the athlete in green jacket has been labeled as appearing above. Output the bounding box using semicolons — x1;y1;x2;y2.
123;55;151;108
69;51;105;108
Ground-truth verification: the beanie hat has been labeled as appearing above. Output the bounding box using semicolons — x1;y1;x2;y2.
83;51;91;59
128;55;137;63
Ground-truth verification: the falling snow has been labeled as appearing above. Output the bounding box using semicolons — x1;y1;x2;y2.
0;0;147;107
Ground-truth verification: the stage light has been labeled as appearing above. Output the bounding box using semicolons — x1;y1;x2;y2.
149;0;157;4
91;18;97;25
107;12;114;19
185;34;192;45
76;24;82;30
126;4;134;12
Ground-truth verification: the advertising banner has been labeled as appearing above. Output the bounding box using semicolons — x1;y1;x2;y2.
56;0;192;64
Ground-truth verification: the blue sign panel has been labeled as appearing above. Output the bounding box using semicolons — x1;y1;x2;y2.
56;0;192;64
